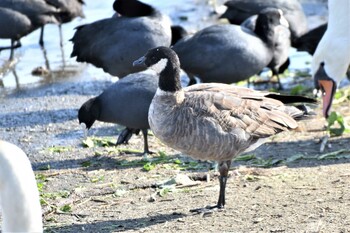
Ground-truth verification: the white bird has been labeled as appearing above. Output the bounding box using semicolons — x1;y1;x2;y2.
311;0;350;118
0;140;43;233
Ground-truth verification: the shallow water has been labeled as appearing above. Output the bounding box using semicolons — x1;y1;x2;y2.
0;0;116;91
0;0;328;93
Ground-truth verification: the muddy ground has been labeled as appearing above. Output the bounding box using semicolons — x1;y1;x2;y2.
1;70;350;233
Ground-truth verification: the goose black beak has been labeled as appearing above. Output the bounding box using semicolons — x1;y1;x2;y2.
133;56;146;67
318;79;336;118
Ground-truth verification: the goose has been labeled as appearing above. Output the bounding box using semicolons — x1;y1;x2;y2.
78;72;158;155
133;46;316;211
0;140;43;232
172;8;289;86
311;0;350;118
219;0;308;45
0;0;59;48
70;0;171;78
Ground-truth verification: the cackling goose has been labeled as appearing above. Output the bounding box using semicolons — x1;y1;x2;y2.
133;46;316;211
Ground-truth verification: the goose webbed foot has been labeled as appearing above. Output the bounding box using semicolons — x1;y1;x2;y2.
189;191;226;215
189;204;225;216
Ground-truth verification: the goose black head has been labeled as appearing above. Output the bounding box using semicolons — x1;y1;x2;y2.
133;46;179;71
133;46;181;92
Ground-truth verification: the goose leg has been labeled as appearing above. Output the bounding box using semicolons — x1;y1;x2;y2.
216;160;231;208
190;160;231;214
141;129;154;155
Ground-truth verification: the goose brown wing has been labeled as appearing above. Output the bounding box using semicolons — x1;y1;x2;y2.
184;84;301;138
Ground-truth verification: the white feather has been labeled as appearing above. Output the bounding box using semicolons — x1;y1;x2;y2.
150;58;168;74
311;0;350;84
154;87;173;96
0;140;43;233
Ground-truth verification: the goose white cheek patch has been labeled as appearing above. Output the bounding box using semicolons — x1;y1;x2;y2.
150;58;168;73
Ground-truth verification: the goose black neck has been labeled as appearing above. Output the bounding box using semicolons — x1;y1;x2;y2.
113;0;155;17
158;60;182;93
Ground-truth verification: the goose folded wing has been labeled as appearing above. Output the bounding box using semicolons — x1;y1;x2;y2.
184;83;268;97
204;90;299;138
